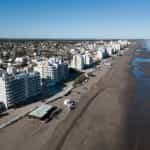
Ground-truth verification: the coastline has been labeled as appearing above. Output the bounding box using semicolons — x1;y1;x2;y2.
42;44;137;150
0;44;137;150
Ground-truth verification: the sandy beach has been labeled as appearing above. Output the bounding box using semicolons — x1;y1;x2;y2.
42;45;136;150
0;44;136;150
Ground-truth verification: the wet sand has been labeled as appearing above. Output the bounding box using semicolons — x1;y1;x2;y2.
126;46;150;150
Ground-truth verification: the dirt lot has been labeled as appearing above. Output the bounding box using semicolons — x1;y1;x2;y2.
0;47;135;150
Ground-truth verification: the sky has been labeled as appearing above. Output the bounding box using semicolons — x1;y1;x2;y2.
0;0;150;39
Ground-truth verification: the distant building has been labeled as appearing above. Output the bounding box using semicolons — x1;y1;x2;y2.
106;47;113;57
110;42;121;53
7;63;16;75
71;54;84;71
71;52;93;70
82;51;92;66
118;40;129;49
96;50;103;61
15;57;24;64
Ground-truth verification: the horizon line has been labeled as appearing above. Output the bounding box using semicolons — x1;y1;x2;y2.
0;37;147;41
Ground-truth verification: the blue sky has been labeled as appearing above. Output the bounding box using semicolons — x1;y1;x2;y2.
0;0;150;39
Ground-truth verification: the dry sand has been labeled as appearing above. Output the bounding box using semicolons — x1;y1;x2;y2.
42;47;136;150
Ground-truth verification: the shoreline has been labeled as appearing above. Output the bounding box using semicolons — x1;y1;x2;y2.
42;45;137;150
0;44;137;150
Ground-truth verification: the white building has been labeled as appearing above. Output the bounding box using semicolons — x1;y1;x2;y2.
0;72;41;108
110;42;121;53
34;60;49;79
113;44;121;53
0;59;3;65
96;50;103;61
48;57;63;65
7;63;16;75
98;47;105;54
47;64;58;85
34;57;68;86
0;74;26;108
88;43;96;50
106;47;113;57
118;40;129;49
15;57;24;64
82;51;92;66
71;54;84;71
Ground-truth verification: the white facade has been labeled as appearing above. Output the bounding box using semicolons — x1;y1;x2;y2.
88;43;96;50
0;78;7;108
34;60;49;79
34;57;68;86
15;57;24;64
96;50;103;61
118;40;128;48
106;47;113;57
7;63;16;75
0;74;26;108
48;57;63;65
111;43;121;53
48;58;68;83
82;52;92;66
98;47;105;54
71;54;84;71
0;72;41;108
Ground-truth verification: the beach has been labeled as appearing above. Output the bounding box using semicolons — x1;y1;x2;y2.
0;44;137;150
42;44;136;150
